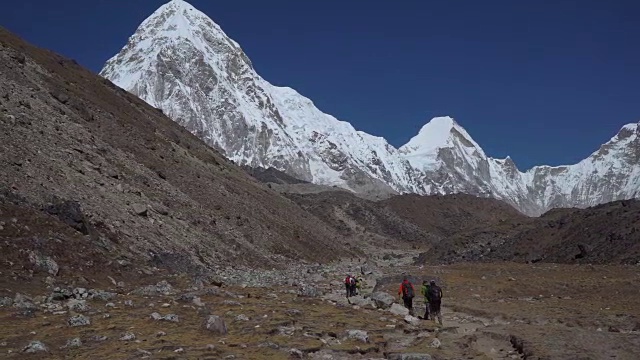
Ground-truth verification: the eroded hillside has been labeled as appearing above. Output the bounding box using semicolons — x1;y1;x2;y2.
0;27;358;274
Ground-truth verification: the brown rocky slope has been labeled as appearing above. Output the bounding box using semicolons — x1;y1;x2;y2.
0;26;361;279
417;199;640;265
382;193;527;238
285;191;439;251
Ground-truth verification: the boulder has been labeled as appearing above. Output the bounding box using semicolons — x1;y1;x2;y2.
289;348;304;358
133;280;174;296
68;314;90;327
0;296;13;307
150;312;178;322
93;291;117;302
163;314;179;322
13;293;37;310
65;338;82;348
91;335;108;342
66;299;90;312
43;201;88;234
28;251;59;276
348;295;374;308
202;315;227;335
298;285;319;297
51;90;69;104
389;303;410;316
22;340;48;353
132;203;148;216
404;315;421;326
119;332;136;341
192;297;205;307
278;326;296;336
73;288;87;297
346;329;369;343
371;292;395;309
235;314;249;321
50;288;73;301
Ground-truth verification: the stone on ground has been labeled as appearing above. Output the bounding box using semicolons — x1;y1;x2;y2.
22;340;48;353
389;303;410;316
371;291;395;309
68;314;90;327
346;329;369;343
203;315;228;334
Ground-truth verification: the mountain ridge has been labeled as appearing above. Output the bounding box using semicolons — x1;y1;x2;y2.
100;0;640;216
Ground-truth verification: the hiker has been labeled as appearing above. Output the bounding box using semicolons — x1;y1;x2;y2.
420;280;430;320
349;275;357;296
427;280;443;325
356;276;365;295
398;275;415;316
344;274;352;298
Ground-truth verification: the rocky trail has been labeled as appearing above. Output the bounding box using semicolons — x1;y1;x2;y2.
0;249;511;359
5;250;639;359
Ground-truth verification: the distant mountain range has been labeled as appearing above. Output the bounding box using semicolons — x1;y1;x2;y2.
100;0;640;216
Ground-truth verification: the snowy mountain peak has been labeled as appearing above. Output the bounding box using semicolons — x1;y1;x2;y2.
401;116;483;154
135;0;222;42
399;116;487;171
100;0;244;91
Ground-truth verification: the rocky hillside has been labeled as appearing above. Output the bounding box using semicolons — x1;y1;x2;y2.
418;199;640;265
101;0;640;216
382;194;527;238
285;192;439;252
0;26;363;276
241;166;309;185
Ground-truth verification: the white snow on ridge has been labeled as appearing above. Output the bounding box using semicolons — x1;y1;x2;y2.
399;116;488;172
100;0;640;215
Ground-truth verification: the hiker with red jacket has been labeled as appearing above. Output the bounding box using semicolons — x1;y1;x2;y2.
398;275;415;316
344;274;353;298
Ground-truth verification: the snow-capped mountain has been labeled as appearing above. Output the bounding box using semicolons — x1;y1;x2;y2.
100;0;420;196
100;0;640;216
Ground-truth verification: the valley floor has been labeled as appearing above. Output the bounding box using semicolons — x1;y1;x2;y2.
1;253;639;359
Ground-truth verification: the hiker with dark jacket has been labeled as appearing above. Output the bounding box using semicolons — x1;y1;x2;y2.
349;275;357;296
427;280;443;325
398;276;415;316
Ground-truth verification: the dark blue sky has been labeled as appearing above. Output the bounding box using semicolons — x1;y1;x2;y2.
2;0;638;170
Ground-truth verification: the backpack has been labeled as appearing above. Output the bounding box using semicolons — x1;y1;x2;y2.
402;282;415;299
350;277;356;285
345;276;351;285
428;285;442;302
